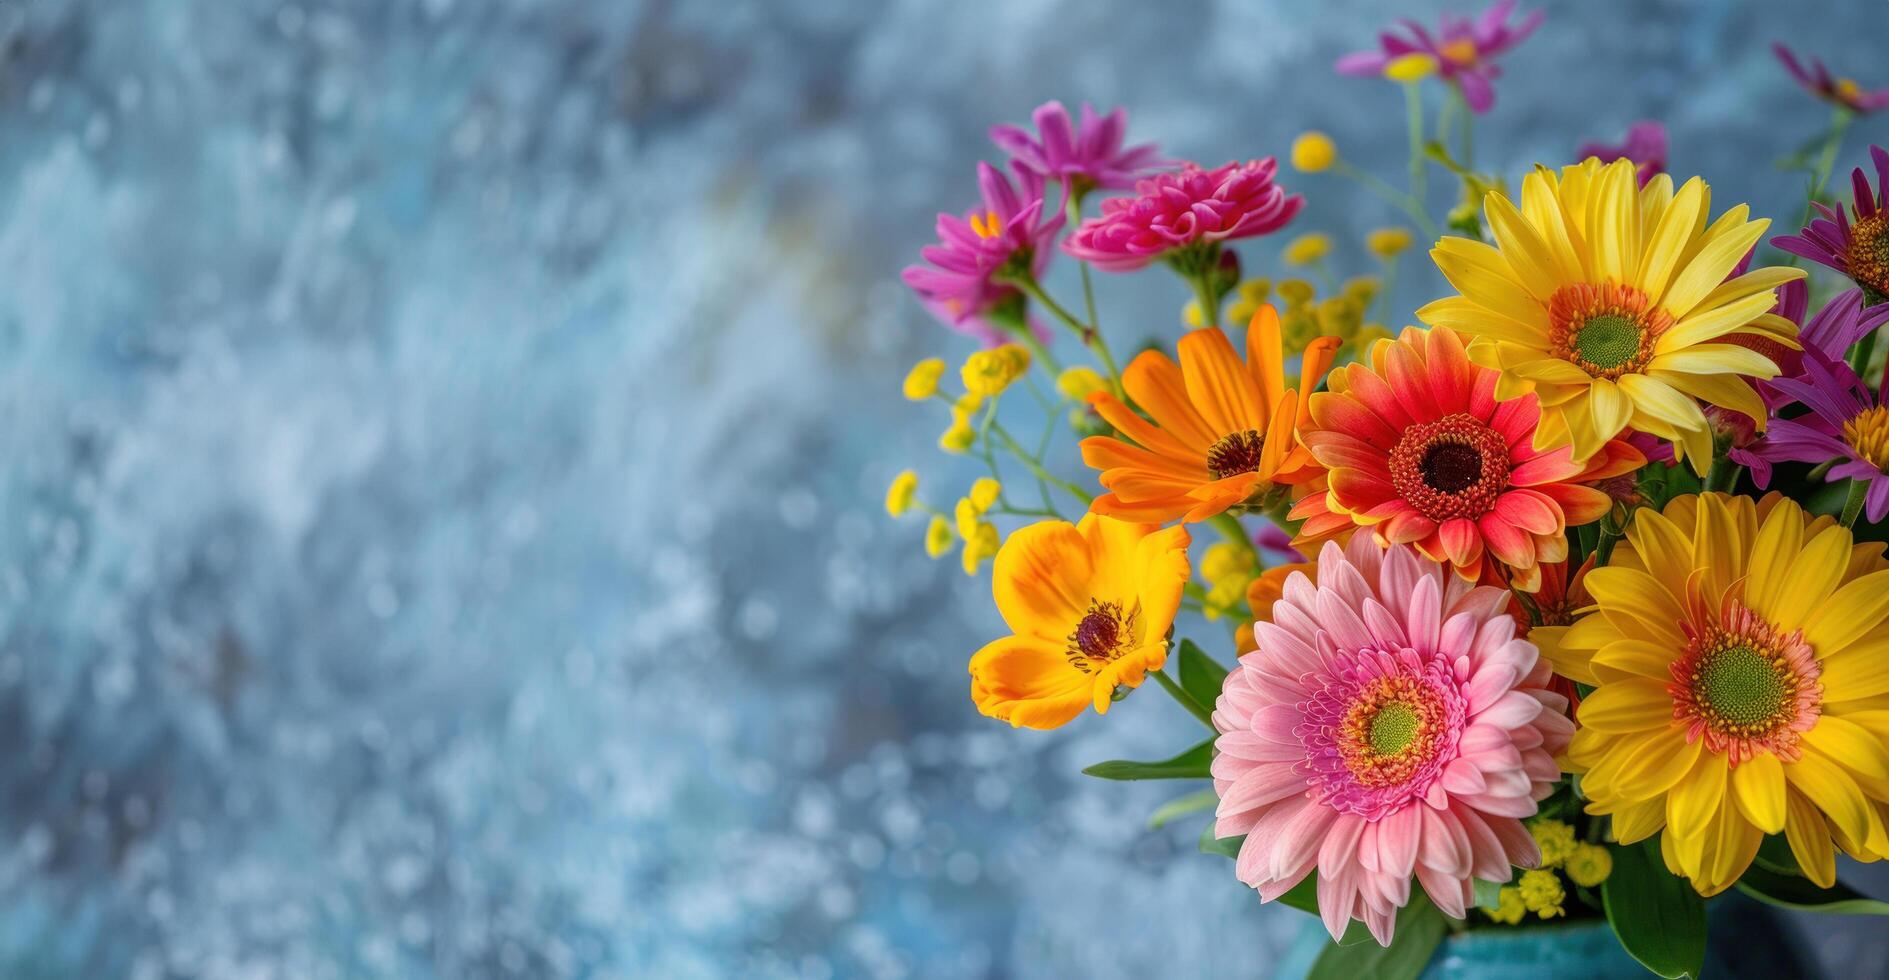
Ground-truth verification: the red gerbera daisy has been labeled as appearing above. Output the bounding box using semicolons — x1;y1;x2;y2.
1289;326;1644;591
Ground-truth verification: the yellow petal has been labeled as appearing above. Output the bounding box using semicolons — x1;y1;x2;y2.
1667;750;1727;842
1766;526;1853;628
1485;192;1565;302
1647;370;1767;434
1785;749;1874;846
1802;569;1889;657
1746;494;1807;619
967;635;1093;730
1610;795;1668;844
1821;633;1889;702
1784;787;1838;887
1634;176;1704;305
1661;208;1769;319
1591;639;1676;681
1803;715;1889;784
1586;566;1687;644
1730;753;1788;834
1578;678;1677;732
1646;343;1782;377
1656;290;1785;355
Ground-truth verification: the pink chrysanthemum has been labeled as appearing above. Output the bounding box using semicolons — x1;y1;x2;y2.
1062;160;1302;273
1576;121;1667;188
1211;536;1572;945
989;100;1169;199
1335;0;1544;113
902;161;1064;346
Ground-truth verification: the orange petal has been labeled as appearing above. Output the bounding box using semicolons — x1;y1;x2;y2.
1121;349;1221;453
1178;328;1266;436
1247;304;1287;411
991;520;1094;640
968;635;1093;730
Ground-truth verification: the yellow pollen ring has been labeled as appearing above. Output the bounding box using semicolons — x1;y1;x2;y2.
1439;39;1478;67
1845;405;1889;470
969;210;1003;240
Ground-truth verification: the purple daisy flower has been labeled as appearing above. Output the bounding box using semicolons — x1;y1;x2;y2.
1335;0;1544;113
902;161;1064;346
989;101;1169;200
1576;121;1667;187
1734;347;1889;520
1774;145;1889;305
1774;43;1889;115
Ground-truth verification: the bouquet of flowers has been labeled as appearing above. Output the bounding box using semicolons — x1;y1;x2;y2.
888;4;1889;976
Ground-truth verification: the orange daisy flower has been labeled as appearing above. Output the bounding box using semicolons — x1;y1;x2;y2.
1289;325;1643;591
968;514;1192;729
1080;305;1340;523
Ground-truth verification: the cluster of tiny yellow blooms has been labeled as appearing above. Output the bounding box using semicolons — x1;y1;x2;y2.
1485;818;1613;924
962;344;1031;397
1282;233;1331;267
1198;542;1258;621
1365;226;1413;258
1182;272;1386;363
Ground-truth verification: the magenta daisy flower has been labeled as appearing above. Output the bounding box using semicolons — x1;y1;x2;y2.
1773;43;1889;115
1774;145;1889;305
1210;536;1571;945
1062;160;1301;273
1335;0;1544;113
988;101;1169;200
1734;348;1889;521
1576;121;1667;187
902;161;1065;345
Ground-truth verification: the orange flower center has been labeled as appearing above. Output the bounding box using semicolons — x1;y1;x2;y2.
1548;283;1672;378
1439;38;1479;67
1670;596;1822;765
1846;211;1889;300
1206;428;1267;479
1388;413;1511;521
969;209;1003;240
1066;599;1141;673
1845;404;1889;469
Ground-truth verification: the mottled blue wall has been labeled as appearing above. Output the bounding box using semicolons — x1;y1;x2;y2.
1;0;1884;977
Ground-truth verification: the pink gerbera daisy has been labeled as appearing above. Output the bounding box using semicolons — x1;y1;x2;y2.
1211;536;1572;945
1063;160;1301;273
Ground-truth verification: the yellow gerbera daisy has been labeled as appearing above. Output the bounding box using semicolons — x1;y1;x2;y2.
968;514;1191;729
1535;492;1889;895
1417;157;1806;472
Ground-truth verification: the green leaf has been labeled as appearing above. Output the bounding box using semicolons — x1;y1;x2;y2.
1148;789;1218;830
1472;878;1504;912
1737;864;1889;915
1176;639;1229;710
1082;739;1213;781
1198;824;1243;858
1602;839;1706;979
1307;891;1447;980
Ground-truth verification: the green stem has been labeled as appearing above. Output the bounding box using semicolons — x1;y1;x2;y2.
1704;455;1742;495
990;421;1093;504
1851;324;1881;386
1151;667;1216;730
1006;319;1061;376
1190;271;1221;331
1594;514;1626;567
1403;80;1427;219
1008;274;1122;394
1334;161;1439;240
1842;478;1869;528
1453;85;1473;167
1795;107;1854;245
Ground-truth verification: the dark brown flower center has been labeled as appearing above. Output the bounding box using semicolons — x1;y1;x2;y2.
1849;212;1889;300
1066;600;1140;673
1206;429;1266;479
1420;442;1483;493
1388;414;1511;521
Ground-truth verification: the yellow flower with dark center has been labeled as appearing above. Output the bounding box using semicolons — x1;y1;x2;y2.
968;515;1191;728
1535;492;1889;895
904;358;946;400
885;470;919;517
1418;158;1805;471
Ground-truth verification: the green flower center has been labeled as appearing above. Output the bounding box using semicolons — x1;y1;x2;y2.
1368;702;1421;755
1696;645;1788;728
1573;314;1645;370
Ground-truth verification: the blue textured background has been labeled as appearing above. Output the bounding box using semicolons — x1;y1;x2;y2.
2;0;1886;976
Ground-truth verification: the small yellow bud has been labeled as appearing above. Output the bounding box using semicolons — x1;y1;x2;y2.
939;414;977;454
924;515;955;557
1290;131;1337;173
902;358;946;400
1384;52;1438;82
1528;819;1579;869
1238;277;1272;301
1485;886;1527;926
1283;233;1332;267
962;344;1030;397
885;469;919;517
1182;299;1205;328
955;391;984;416
1365;227;1414;258
1315;297;1360;334
1276;278;1316;307
1518;869;1566;919
969;477;1002;512
1342;275;1381;304
961;521;1000;575
1200;541;1256;583
954;498;981;539
1565;843;1614;888
1056;366;1108;402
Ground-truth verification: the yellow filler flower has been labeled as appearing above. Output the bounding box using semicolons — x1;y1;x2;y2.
1418;157;1804;472
968;514;1191;729
1536;492;1889;895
